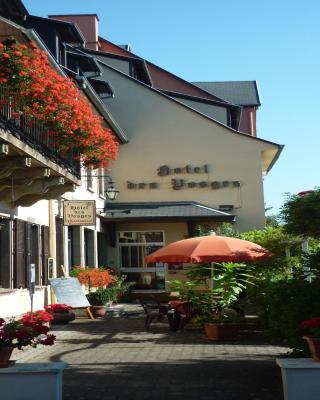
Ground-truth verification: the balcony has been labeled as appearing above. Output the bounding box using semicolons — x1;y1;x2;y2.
0;87;81;177
0;87;80;207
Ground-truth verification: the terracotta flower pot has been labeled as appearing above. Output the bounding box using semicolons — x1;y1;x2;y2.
303;336;320;361
204;322;240;341
0;346;14;368
51;311;75;324
91;306;106;318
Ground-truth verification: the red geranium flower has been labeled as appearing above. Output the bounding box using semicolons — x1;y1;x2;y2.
301;316;320;337
45;304;72;313
21;310;54;324
40;334;56;346
0;42;118;168
0;310;56;350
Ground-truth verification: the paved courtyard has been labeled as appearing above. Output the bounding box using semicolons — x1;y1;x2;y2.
16;304;288;400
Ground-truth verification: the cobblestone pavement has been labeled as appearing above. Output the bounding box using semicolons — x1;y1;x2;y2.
15;304;288;400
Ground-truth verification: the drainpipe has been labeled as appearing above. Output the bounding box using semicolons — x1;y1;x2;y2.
49;200;57;278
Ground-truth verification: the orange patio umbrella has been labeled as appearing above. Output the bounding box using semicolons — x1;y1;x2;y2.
144;235;272;264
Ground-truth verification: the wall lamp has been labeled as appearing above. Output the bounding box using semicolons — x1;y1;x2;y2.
105;178;119;201
82;173;119;201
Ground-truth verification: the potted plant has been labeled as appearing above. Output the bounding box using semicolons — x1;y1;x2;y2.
0;310;55;367
86;289;112;318
75;267;114;292
111;274;135;303
44;304;75;324
199;304;242;341
200;263;255;340
170;262;253;340
301;316;320;361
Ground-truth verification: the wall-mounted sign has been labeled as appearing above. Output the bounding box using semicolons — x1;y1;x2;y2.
29;263;35;295
127;180;240;190
126;164;240;191
63;200;96;226
158;164;209;176
48;258;54;279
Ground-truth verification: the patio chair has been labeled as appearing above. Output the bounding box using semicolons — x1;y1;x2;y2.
140;300;168;330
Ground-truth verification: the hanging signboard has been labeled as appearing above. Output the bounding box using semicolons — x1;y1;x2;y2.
63;200;96;226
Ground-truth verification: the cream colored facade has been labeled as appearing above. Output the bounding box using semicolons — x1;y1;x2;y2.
0;10;282;302
101;62;280;232
92;62;282;290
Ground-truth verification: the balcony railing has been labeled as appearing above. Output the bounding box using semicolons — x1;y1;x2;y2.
0;87;81;177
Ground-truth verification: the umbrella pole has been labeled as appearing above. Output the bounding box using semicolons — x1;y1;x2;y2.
210;262;214;289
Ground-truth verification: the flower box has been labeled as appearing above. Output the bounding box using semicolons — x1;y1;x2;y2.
276;358;320;400
0;362;67;400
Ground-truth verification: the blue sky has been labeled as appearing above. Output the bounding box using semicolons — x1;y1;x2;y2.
23;0;320;215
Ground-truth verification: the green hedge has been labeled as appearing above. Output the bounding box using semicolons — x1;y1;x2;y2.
257;278;320;354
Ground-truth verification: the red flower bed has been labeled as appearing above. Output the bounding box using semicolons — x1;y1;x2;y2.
0;311;56;350
0;42;118;167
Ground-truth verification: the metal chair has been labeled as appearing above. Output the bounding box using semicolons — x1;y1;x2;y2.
140;300;168;330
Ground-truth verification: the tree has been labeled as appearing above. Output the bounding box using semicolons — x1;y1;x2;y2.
280;189;320;238
266;214;280;228
240;226;303;278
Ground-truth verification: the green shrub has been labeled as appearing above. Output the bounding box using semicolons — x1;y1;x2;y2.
69;267;83;278
256;278;320;354
86;288;114;306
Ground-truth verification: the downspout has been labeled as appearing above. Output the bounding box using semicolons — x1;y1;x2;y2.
49;200;57;279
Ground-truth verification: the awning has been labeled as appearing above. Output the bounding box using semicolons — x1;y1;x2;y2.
100;201;235;222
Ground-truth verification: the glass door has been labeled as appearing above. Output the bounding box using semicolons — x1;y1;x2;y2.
118;231;166;290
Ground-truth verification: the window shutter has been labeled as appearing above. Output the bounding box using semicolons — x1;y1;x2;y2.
41;225;49;285
13;219;27;288
0;219;11;288
55;217;64;276
25;222;32;288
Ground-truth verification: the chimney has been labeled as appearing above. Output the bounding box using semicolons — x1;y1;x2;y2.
48;14;100;50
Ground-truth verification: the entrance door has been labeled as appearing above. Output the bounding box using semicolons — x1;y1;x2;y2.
118;231;166;290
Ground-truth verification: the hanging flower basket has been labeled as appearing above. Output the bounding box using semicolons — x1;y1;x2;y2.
0;42;118;168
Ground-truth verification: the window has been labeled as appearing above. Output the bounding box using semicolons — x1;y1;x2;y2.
118;231;164;268
98;167;108;198
118;231;166;290
86;167;94;192
84;229;94;267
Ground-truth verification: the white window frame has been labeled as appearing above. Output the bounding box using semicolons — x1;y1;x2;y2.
117;230;165;272
85;167;94;193
97;167;110;199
